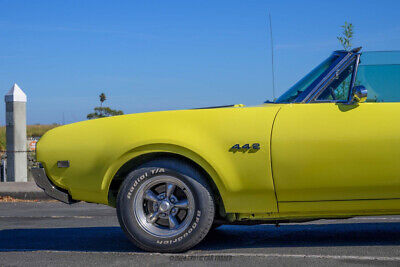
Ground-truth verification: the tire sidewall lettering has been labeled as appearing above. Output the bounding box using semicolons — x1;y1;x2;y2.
126;168;165;199
156;210;202;245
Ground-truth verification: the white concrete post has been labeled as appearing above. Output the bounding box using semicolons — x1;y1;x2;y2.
5;84;27;182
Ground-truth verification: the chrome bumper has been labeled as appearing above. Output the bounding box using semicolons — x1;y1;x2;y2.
31;167;76;204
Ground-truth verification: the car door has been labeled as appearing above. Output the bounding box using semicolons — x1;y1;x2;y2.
271;52;400;206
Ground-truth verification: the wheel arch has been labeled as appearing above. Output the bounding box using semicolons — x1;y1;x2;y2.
107;151;226;217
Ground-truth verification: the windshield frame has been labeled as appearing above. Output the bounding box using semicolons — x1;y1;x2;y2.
308;54;360;103
273;51;354;103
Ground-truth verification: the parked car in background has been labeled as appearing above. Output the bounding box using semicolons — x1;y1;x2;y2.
32;48;400;252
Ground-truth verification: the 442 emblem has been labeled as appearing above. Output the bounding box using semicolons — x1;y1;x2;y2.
230;143;260;151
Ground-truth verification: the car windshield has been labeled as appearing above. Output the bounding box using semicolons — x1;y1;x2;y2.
274;54;340;103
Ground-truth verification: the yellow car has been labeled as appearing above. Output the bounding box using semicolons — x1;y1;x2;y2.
33;48;400;252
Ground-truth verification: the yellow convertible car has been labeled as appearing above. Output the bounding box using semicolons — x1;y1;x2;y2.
33;48;400;252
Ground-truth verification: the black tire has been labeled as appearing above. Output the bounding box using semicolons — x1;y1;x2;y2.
116;159;215;252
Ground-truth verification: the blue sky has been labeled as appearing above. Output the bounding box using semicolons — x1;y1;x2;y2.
1;0;400;124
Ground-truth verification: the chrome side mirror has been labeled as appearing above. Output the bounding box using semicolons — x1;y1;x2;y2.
349;85;367;104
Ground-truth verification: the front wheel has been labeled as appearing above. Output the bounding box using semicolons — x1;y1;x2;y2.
117;166;215;252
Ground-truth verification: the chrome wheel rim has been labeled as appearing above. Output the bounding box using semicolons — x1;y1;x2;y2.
133;175;195;237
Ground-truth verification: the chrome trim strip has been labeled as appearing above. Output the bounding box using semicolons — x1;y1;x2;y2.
348;53;361;101
303;53;354;103
279;197;400;203
310;56;357;102
305;53;360;103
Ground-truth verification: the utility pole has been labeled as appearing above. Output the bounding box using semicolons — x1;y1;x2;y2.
5;84;27;182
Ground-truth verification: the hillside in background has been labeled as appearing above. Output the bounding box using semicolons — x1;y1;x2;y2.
0;124;59;151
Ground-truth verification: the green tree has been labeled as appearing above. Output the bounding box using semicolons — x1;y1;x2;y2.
337;21;354;51
87;93;124;119
335;22;354;100
99;93;106;107
87;107;124;119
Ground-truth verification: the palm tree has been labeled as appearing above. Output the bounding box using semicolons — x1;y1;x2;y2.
99;93;106;107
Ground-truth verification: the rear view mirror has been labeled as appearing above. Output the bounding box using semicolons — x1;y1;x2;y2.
349;85;367;104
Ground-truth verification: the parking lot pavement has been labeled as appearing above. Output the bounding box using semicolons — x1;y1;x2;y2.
1;202;400;266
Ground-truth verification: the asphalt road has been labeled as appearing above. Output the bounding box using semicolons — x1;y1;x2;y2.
1;202;400;266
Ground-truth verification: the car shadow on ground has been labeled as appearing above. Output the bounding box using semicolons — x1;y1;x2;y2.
2;222;400;252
